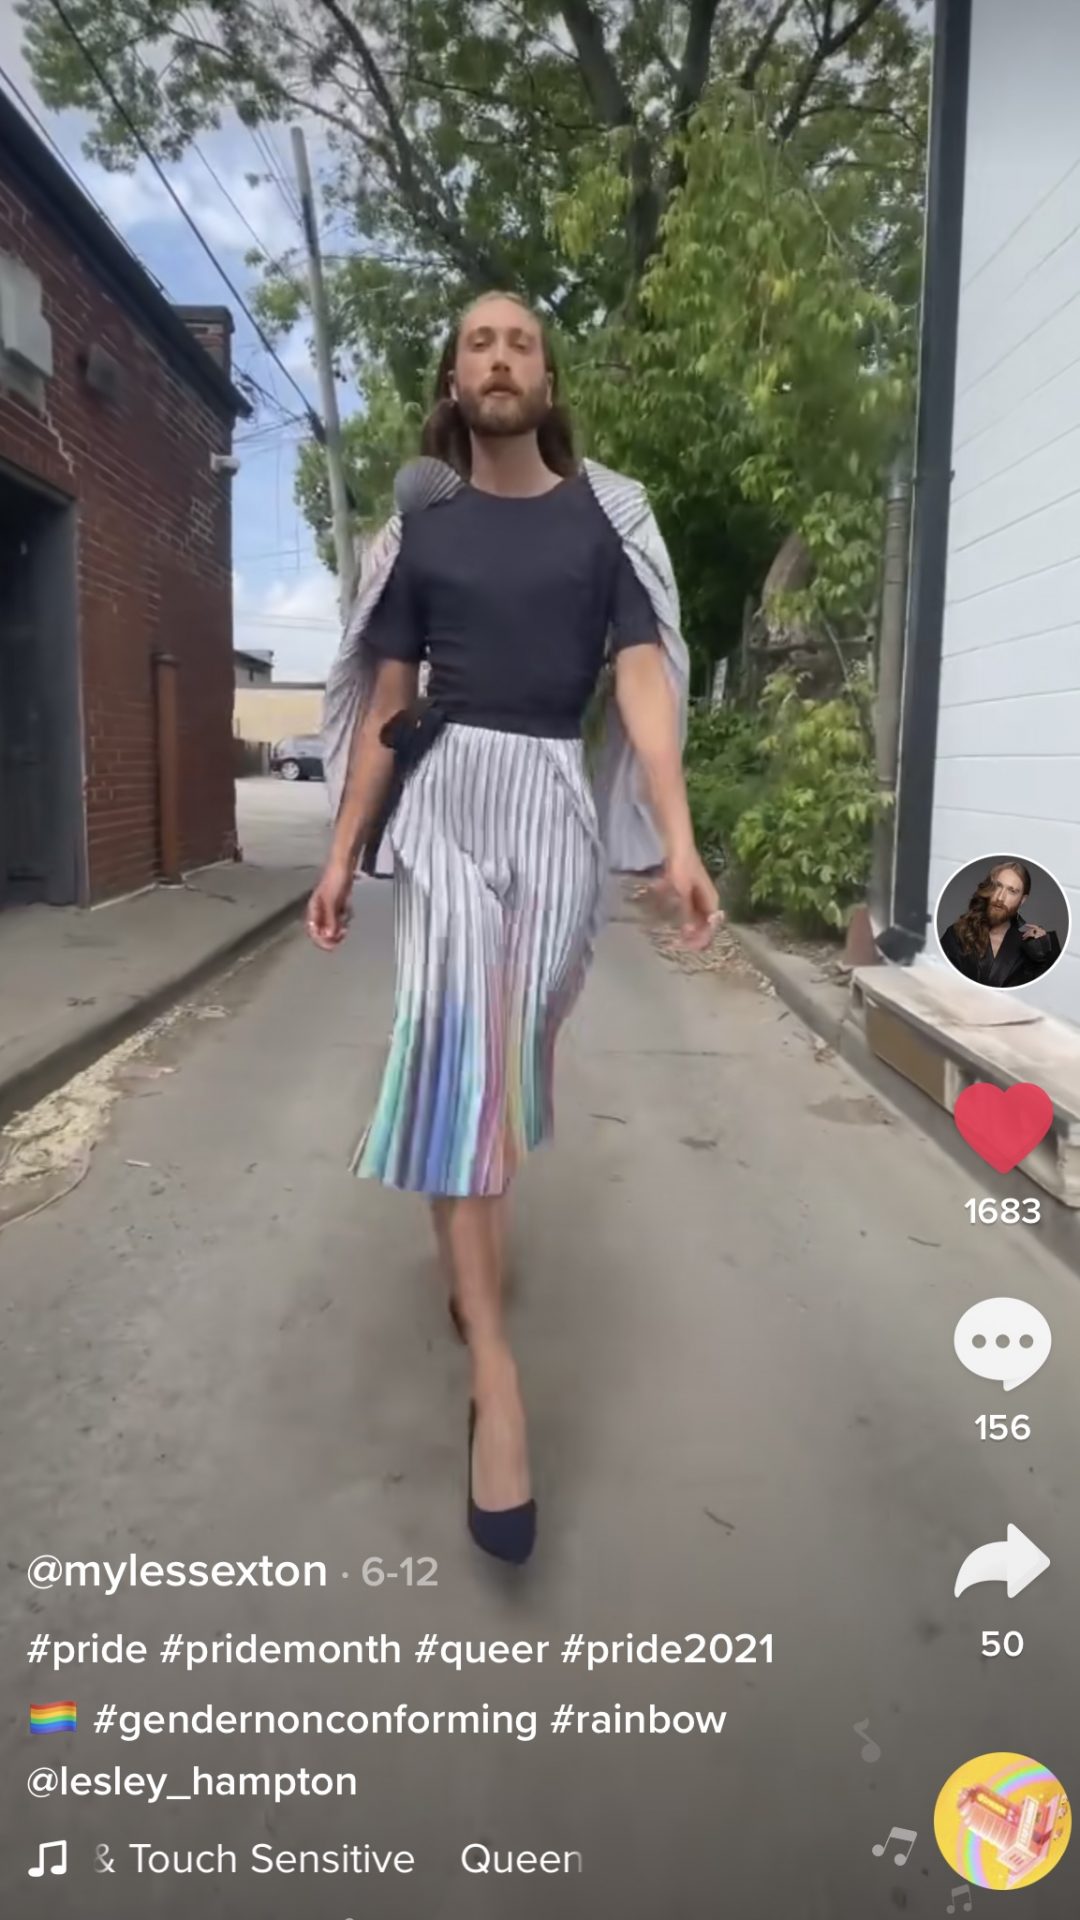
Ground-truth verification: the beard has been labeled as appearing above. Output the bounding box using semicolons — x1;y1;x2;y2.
986;902;1012;926
456;380;551;440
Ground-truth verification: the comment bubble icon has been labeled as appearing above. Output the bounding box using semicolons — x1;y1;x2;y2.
953;1297;1051;1392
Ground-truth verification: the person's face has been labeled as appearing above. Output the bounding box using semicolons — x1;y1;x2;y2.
449;298;553;441
987;867;1026;924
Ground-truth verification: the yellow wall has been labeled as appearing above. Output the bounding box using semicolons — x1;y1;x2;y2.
234;686;325;745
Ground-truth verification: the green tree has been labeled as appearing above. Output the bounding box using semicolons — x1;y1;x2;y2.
730;668;889;931
294;364;422;562
559;82;920;669
21;1;925;364
20;1;927;636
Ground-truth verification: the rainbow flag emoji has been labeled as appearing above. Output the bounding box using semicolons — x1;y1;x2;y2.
30;1701;76;1735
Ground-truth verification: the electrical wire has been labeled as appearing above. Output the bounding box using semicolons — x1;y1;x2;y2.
188;137;294;273
250;121;304;229
185;1;304;232
44;0;322;432
235;416;309;442
233;434;308;463
0;59;170;294
147;16;296;273
232;367;310;428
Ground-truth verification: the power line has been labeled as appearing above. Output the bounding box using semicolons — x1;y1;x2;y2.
189;136;295;273
1;55;304;442
0;59;171;295
235;438;308;459
44;0;322;431
250;122;304;229
184;2;304;232
142;18;295;273
235;416;309;442
232;369;310;429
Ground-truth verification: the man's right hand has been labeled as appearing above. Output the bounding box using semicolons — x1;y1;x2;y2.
307;858;355;950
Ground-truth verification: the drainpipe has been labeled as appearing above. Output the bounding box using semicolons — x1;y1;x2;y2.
153;651;182;886
878;0;973;962
870;453;912;928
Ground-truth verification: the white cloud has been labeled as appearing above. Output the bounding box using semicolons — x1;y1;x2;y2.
77;164;169;232
1;14;303;267
262;573;339;622
280;324;315;378
233;567;341;680
0;7;37;95
80;146;301;263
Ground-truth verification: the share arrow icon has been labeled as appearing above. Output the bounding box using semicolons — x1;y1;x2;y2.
954;1524;1050;1599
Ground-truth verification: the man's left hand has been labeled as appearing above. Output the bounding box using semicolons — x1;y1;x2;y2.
1021;923;1047;940
666;849;723;951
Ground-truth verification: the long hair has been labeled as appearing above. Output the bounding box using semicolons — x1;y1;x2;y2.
952;860;1032;957
419;291;577;480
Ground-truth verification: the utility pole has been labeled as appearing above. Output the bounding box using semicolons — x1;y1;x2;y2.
290;126;356;619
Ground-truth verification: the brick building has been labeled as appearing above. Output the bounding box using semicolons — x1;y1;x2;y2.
0;92;249;909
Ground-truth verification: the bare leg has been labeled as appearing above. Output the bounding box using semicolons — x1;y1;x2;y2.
431;1194;507;1319
439;1194;529;1511
490;1193;508;1297
431;1197;454;1295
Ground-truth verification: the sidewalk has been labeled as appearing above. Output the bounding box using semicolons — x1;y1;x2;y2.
0;780;327;1128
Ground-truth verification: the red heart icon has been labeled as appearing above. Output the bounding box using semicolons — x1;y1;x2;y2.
954;1082;1053;1173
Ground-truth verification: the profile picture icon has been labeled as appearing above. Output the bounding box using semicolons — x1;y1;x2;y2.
936;857;1067;990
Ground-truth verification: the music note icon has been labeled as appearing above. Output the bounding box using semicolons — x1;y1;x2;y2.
947;1887;972;1915
853;1718;882;1763
28;1837;67;1877
871;1825;917;1866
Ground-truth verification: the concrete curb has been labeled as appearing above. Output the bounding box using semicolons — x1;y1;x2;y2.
0;887;310;1133
728;922;1080;1275
728;923;850;1054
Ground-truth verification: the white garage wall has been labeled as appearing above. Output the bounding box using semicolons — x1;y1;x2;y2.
925;0;1080;1020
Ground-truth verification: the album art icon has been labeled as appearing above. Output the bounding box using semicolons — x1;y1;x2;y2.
935;858;1068;991
934;1753;1071;1891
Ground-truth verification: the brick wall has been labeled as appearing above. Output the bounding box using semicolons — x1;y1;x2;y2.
0;181;238;903
176;307;232;373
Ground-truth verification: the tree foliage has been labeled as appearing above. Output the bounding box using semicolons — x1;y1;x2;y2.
21;1;925;354
294;365;422;564
730;667;889;931
562;80;921;666
20;0;929;653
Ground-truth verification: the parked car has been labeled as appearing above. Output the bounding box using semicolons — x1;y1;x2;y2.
271;735;324;782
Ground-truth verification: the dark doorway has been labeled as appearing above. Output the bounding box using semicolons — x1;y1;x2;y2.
0;467;82;907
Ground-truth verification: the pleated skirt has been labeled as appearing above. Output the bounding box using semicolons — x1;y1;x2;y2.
352;724;607;1197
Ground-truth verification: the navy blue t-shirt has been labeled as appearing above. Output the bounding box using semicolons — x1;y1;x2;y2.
363;471;658;737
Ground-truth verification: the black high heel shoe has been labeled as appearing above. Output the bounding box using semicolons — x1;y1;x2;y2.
467;1400;536;1565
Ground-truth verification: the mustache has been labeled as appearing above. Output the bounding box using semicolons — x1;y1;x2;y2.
483;379;521;395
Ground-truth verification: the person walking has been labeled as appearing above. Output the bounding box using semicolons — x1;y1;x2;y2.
307;291;720;1565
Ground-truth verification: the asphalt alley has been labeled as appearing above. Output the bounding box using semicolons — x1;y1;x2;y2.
1;883;1078;1920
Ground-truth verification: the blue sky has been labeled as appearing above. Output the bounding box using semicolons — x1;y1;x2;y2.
0;12;351;681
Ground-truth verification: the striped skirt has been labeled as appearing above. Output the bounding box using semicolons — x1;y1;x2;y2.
352;725;607;1197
